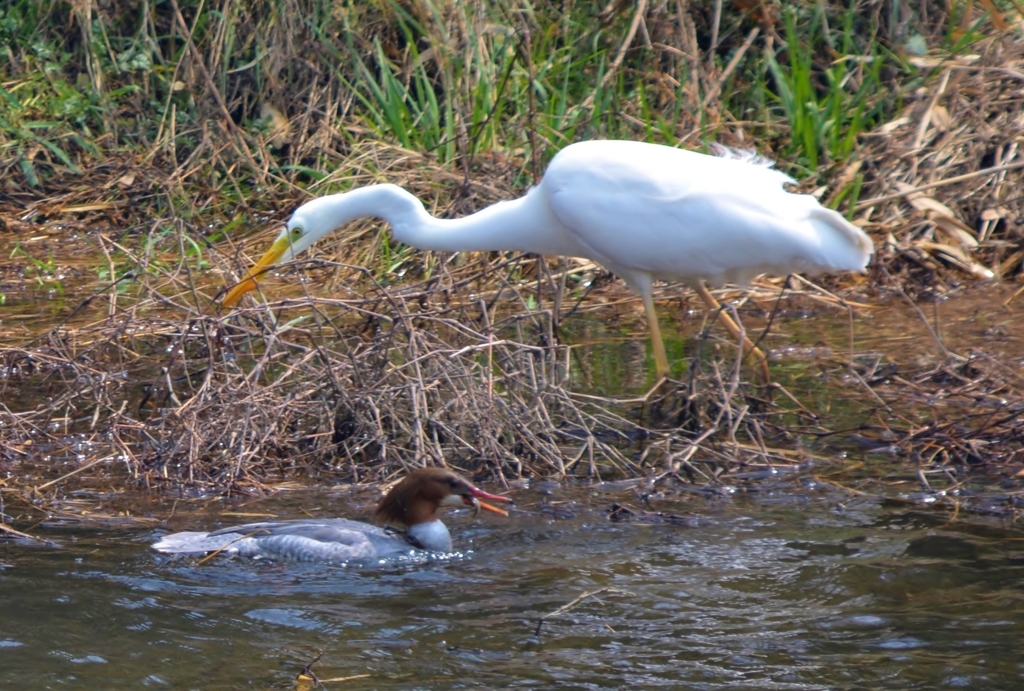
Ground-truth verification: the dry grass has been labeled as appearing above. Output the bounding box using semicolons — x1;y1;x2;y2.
851;39;1024;291
0;251;794;492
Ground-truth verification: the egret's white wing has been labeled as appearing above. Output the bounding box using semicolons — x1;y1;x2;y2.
544;141;871;287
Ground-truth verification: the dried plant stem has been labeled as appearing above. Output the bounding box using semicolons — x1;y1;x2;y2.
535;588;634;637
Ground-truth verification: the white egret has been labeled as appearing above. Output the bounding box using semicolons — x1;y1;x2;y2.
223;140;873;379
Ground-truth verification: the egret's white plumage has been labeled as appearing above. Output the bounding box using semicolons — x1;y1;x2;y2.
224;140;873;378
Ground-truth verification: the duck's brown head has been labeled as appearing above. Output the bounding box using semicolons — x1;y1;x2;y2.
373;468;510;529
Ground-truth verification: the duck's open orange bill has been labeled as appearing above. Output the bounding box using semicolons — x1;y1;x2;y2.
477;500;509;517
469;485;511;517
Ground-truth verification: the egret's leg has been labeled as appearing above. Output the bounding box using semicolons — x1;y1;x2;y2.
694;282;771;383
641;290;670;378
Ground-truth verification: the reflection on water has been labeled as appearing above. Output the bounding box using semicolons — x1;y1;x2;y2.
3;485;1023;689
570;284;1024;393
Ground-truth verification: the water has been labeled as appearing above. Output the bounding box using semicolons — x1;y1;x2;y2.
3;485;1023;689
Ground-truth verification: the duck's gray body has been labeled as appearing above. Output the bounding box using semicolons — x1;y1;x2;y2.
152;517;450;563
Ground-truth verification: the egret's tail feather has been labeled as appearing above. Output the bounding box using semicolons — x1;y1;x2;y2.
809;208;874;271
709;143;777;169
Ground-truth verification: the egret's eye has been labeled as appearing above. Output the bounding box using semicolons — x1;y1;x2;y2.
291;227;302;238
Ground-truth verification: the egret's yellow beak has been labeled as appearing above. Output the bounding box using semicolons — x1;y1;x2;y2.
222;235;292;307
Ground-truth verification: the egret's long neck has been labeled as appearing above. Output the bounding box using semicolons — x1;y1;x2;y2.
304;183;576;257
323;184;574;256
307;185;431;239
393;192;546;253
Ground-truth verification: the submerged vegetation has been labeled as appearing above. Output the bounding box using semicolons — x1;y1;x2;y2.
1;0;1023;517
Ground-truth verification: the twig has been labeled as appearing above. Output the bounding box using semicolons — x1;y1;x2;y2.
580;0;649;110
196;529;270;565
708;0;722;61
535;587;634;637
703;27;759;107
34;455;116;492
0;522;59;547
854;160;1024;209
890;281;960;362
912;68;951;151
